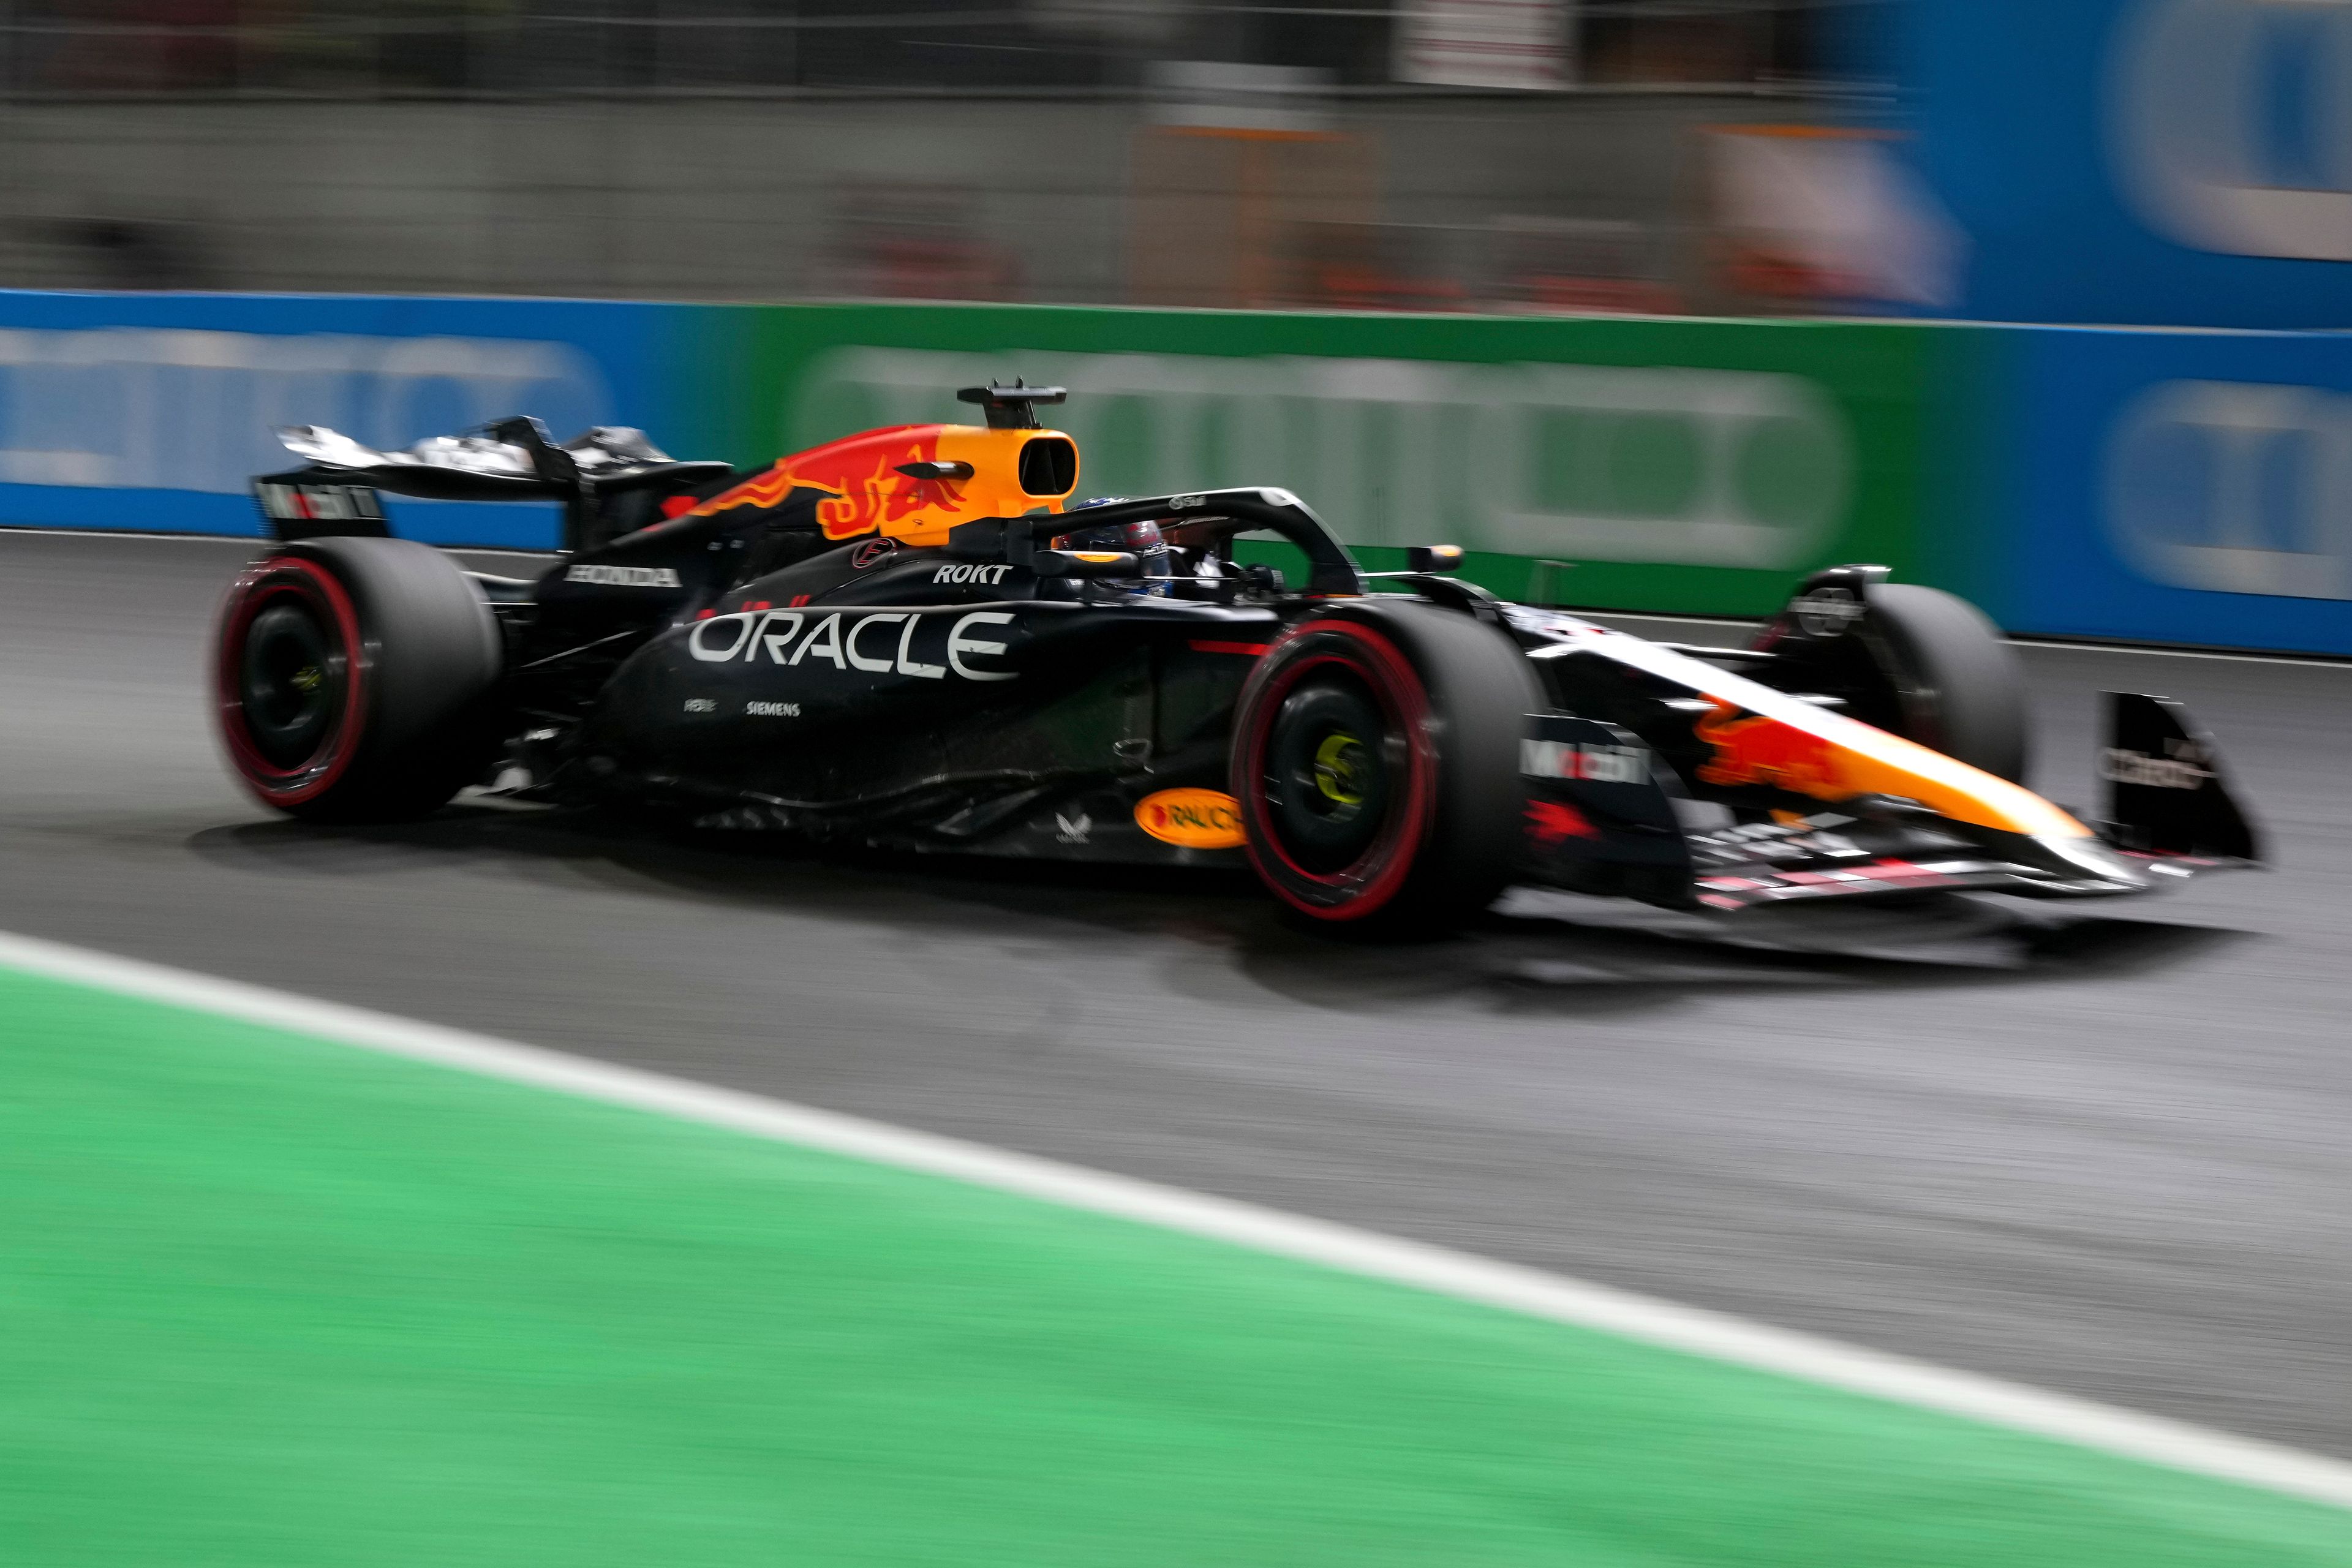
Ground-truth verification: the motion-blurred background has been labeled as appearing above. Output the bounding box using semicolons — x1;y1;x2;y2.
7;8;2352;1564
0;0;1910;313
4;0;2347;655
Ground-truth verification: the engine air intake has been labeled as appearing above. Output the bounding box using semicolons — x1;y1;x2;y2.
1019;437;1078;497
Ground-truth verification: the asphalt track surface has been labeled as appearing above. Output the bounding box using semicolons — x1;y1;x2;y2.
5;530;2349;1460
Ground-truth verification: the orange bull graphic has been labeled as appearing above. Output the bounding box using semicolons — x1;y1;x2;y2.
686;423;1074;547
1695;705;1848;797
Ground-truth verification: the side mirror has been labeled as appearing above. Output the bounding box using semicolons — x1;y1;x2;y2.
1238;562;1286;595
1031;549;1139;579
1405;544;1464;574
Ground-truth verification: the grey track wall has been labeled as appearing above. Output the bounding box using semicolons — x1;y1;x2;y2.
0;92;1814;306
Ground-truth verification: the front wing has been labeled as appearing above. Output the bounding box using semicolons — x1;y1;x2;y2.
1515;708;2257;914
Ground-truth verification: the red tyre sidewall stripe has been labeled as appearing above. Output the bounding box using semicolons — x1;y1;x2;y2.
216;556;366;807
1236;619;1436;921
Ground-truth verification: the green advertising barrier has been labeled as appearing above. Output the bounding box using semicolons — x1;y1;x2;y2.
736;305;1937;618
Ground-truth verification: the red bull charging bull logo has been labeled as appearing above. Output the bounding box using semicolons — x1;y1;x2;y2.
687;428;964;540
684;423;1072;547
1694;704;1848;799
800;431;963;540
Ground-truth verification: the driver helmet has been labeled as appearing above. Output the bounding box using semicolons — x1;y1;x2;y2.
1051;508;1176;596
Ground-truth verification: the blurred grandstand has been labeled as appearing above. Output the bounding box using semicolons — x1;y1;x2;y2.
0;1;1887;310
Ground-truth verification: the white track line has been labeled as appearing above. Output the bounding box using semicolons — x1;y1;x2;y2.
4;926;2350;1513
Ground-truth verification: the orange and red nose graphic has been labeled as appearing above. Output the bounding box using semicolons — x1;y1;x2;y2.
1694;707;1845;797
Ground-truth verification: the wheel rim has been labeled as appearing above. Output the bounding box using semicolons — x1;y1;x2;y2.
216;557;366;804
1235;620;1436;919
1264;677;1397;875
239;601;342;767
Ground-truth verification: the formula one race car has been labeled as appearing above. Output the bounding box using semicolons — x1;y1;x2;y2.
216;383;2263;933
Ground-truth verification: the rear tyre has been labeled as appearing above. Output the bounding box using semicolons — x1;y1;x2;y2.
214;537;503;822
1232;600;1536;935
1864;584;2030;783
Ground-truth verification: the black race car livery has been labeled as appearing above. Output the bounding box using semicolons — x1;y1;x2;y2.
218;382;2261;932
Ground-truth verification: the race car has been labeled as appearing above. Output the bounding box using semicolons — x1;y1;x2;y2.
216;382;2262;933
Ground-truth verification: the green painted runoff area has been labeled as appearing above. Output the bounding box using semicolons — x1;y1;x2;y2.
3;964;2346;1567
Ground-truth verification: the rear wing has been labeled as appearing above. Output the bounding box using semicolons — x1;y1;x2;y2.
252;417;733;552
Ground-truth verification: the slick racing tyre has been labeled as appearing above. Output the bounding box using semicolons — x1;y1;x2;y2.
1864;584;2030;783
214;537;502;822
1232;600;1536;935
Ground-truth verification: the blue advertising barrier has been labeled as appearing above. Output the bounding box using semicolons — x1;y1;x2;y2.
1976;324;2352;655
0;292;735;549
3;289;2349;657
1898;0;2352;329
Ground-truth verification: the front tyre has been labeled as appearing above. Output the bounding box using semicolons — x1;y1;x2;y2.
1232;601;1536;935
1865;584;2030;783
214;538;502;822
